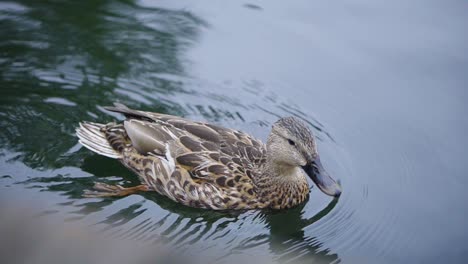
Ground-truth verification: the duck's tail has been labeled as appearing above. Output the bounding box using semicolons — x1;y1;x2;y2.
76;122;122;159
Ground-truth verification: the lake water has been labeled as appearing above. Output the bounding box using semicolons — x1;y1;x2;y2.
1;0;467;263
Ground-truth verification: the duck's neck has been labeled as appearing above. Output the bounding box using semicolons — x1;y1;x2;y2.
256;159;310;209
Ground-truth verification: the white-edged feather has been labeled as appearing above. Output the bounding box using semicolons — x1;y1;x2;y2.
162;126;178;140
164;143;176;173
76;122;121;159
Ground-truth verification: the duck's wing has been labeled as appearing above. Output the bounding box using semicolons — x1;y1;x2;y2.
122;121;264;185
104;103;267;167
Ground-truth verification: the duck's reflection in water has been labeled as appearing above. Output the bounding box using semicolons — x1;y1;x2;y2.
263;199;339;263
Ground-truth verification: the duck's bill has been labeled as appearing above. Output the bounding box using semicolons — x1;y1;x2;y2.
303;157;342;197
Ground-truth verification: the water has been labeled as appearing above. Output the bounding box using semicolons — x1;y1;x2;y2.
1;0;467;263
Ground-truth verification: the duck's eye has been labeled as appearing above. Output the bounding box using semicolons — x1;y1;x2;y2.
288;139;296;146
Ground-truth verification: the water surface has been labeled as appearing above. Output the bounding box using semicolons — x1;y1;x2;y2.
1;0;467;263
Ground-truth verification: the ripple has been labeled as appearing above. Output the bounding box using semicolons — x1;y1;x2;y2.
44;97;77;106
0;2;29;13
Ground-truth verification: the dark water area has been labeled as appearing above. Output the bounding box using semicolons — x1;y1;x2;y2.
1;0;467;263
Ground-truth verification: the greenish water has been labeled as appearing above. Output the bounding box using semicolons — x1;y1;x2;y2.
1;0;467;263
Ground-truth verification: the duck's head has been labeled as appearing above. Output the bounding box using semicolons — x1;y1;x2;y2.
266;117;342;197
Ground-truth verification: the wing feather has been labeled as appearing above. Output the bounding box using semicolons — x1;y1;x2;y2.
105;103;266;185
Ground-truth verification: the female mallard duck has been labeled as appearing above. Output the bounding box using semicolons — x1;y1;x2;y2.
76;103;341;210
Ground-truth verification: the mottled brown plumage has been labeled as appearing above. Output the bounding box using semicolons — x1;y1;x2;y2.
76;103;341;210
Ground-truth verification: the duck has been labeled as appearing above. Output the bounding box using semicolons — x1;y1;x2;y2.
76;103;341;210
